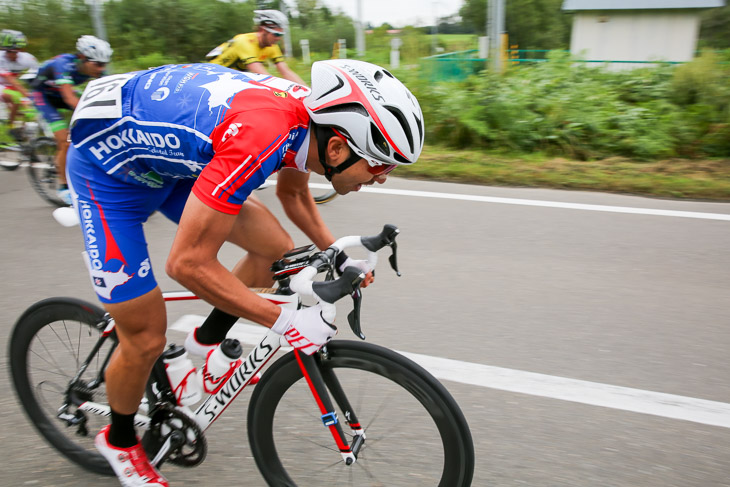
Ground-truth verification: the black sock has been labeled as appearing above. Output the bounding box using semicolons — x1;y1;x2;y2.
195;307;238;345
109;409;137;448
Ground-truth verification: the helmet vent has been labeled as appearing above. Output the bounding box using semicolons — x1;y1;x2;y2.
374;70;383;82
415;114;424;145
385;106;414;154
393;152;410;163
316;75;345;101
370;122;390;157
316;102;368;117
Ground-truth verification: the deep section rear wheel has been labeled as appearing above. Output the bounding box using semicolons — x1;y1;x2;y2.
247;340;474;486
26;137;65;207
8;298;117;475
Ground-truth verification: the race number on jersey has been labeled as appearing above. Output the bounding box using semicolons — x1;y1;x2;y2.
71;73;136;125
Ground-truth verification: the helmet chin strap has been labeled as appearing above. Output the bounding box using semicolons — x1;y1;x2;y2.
314;124;362;182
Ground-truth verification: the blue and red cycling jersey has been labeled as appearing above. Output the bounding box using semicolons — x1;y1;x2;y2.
67;63;312;303
70;63;311;214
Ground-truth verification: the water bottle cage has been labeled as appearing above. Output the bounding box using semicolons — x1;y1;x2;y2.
171;368;198;406
201;350;242;394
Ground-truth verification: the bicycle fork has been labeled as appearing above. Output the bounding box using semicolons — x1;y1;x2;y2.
294;348;366;466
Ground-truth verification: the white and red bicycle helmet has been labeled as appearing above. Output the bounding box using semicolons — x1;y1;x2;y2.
304;59;424;171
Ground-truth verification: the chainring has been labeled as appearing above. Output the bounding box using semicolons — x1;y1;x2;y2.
142;402;207;467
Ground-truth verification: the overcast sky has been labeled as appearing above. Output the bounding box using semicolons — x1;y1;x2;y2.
317;0;464;28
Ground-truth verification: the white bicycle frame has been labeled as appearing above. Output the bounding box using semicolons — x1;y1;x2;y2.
76;233;381;466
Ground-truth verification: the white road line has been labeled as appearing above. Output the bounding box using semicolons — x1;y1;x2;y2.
307;183;730;221
171;315;730;429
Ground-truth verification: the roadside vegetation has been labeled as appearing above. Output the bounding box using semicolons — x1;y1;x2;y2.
2;0;729;200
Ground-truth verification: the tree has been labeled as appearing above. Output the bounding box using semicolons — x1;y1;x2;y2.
700;5;730;48
459;0;570;49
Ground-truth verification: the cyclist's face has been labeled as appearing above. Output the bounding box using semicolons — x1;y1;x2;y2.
83;60;107;78
5;50;19;61
262;27;284;47
331;150;391;195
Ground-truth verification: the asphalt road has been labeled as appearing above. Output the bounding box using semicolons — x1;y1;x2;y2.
1;167;729;486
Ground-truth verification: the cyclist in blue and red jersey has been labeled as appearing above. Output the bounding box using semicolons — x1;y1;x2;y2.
30;35;111;204
66;60;424;486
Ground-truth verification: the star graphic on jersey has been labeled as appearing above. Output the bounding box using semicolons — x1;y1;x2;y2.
177;93;192;109
199;72;267;113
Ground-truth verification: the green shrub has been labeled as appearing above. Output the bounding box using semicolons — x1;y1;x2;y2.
411;51;730;159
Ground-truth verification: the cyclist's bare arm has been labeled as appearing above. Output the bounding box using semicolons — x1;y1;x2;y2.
58;83;79;109
2;74;29;97
276;167;335;250
275;61;306;86
277;168;375;287
245;61;273;76
166;193;283;327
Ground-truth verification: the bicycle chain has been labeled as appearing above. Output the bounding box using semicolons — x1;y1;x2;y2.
143;402;207;467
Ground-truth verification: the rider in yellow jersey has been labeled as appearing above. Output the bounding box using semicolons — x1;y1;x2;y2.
206;9;306;86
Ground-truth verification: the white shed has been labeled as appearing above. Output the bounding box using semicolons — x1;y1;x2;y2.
562;0;726;69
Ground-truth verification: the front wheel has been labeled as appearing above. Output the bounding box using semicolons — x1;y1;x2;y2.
312;187;338;205
247;340;475;486
26;137;66;207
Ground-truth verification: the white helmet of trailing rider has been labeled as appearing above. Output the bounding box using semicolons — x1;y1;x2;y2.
253;9;289;30
76;35;113;63
304;59;424;171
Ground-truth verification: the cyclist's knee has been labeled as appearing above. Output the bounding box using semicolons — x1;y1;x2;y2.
122;331;167;364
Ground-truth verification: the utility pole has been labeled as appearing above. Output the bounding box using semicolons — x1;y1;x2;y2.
487;0;505;71
280;0;293;58
431;2;438;55
355;0;365;57
90;0;107;40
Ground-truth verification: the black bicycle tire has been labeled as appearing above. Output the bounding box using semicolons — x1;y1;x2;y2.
312;188;338;205
8;297;115;476
0;141;22;171
26;137;65;207
247;340;475;486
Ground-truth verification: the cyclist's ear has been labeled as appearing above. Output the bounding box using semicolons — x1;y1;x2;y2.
326;136;349;165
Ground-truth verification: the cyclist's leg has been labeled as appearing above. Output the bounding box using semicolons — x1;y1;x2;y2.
53;127;69;184
2;86;20;127
68;145;177;485
30;92;70;200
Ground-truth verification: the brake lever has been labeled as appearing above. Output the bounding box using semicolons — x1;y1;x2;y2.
388;240;400;277
347;287;364;340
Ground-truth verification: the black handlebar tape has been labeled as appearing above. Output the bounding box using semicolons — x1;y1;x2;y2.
361;224;400;252
312;267;365;304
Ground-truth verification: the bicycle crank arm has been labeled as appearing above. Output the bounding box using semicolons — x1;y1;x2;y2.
78;401;151;429
151;430;186;468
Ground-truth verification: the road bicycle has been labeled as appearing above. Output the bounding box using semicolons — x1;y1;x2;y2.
9;224;475;486
0;101;65;206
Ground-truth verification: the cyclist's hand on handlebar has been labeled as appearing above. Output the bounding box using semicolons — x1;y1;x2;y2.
271;306;337;355
336;254;375;288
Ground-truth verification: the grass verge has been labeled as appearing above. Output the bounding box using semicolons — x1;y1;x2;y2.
398;145;730;201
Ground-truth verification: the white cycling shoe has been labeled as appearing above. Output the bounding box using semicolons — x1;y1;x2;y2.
95;425;169;487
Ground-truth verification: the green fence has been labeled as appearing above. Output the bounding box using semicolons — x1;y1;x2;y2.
421;49;485;82
423;49;725;82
